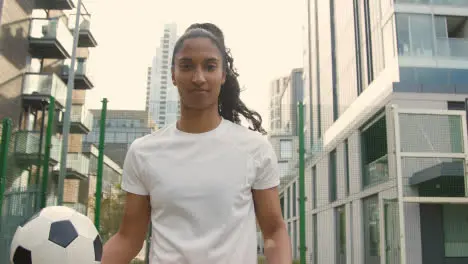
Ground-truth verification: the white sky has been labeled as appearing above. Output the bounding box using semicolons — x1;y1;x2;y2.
84;0;305;124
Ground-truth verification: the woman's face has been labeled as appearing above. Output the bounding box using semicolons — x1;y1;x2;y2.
172;37;226;111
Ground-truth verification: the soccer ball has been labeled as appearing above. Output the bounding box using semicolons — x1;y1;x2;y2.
10;206;103;264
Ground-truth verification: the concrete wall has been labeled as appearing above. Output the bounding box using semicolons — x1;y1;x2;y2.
0;0;33;128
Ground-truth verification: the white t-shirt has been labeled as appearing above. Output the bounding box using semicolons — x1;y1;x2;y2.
121;118;280;264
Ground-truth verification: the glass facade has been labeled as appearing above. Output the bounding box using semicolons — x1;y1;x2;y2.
329;149;337;202
399;114;464;153
363;195;380;264
361;115;389;188
443;204;468;257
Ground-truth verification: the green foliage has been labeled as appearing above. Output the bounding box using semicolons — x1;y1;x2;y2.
130;259;146;264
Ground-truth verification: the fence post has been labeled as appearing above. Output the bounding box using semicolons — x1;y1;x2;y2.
95;98;108;230
41;96;55;208
145;224;152;263
297;102;306;264
0;118;12;218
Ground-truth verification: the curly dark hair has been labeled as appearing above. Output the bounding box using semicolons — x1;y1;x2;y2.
171;23;266;135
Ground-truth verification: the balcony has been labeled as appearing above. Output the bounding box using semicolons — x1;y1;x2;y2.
21;73;67;110
395;0;468;7
13;131;61;165
60;58;94;90
57;104;93;134
34;0;77;10
69;14;97;48
53;153;90;180
28;18;73;59
363;155;389;188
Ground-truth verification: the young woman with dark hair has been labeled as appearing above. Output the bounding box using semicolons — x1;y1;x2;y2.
102;23;291;264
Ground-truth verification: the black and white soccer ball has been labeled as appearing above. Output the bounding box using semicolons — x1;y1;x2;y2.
10;206;102;264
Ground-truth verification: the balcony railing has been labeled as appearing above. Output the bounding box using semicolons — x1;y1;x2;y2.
395;0;468;6
28;18;73;58
60;58;94;89
399;38;468;60
363;155;389;188
68;14;97;47
72;105;93;132
22;73;67;108
65;153;90;178
436;38;468;59
14;131;61;164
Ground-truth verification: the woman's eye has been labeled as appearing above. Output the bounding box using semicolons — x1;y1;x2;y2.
207;65;216;71
180;64;191;70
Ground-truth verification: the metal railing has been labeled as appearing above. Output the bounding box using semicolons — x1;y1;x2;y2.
71;104;94;131
68;14;92;31
22;73;68;107
363;154;390;188
14;131;62;162
28;18;73;53
66;153;90;177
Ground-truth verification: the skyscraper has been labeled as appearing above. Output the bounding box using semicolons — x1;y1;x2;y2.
147;23;180;129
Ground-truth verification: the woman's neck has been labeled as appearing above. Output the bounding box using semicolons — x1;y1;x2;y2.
177;105;222;133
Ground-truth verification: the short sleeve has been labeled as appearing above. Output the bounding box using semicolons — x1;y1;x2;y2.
121;141;149;196
252;141;281;190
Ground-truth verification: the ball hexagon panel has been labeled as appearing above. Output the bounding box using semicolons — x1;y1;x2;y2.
12;245;32;264
93;235;103;261
31;240;68;264
40;206;75;222
48;220;78;248
69;211;98;240
66;235;96;264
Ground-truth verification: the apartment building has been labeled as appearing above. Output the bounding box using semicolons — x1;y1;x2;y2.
266;68;303;260
0;0;106;261
280;0;468;263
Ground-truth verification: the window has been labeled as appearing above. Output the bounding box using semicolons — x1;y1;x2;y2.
363;195;380;263
292;182;297;217
443;204;468;257
278;161;289;178
313;214;318;264
344;139;350;196
293;220;298;259
280;139;293;159
399;113;463;153
361;114;389;188
396;14;434;57
312;166;317;209
329;149;337;202
280;196;285;218
447;101;465;111
287;188;291;219
336;206;346;264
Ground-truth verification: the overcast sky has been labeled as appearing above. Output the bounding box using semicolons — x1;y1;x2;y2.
83;0;305;125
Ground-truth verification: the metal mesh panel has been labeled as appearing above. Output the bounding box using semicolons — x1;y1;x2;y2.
83;104;154;263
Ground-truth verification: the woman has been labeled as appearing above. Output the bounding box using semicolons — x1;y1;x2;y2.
101;23;291;264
